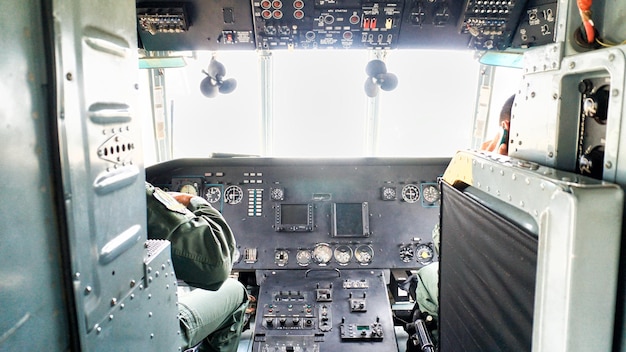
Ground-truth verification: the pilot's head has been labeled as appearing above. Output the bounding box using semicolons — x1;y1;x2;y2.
480;94;515;155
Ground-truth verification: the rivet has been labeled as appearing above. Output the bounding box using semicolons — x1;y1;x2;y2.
130;294;135;300
612;89;620;97
569;62;576;69
84;286;92;295
609;53;615;61
606;161;613;169
66;72;73;81
96;325;102;334
110;298;117;306
74;272;81;279
130;280;136;288
149;312;153;318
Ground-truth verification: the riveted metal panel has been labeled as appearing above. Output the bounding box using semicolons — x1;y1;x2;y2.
51;0;180;350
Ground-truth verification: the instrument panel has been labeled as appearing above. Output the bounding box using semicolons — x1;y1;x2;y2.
136;0;554;51
146;157;448;271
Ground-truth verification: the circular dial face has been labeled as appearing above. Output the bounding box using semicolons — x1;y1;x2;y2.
179;183;198;196
422;184;440;204
399;245;414;263
401;184;420;203
204;186;222;203
224;185;243;204
296;249;312;266
381;186;397;200
270;187;284;201
333;245;353;265
312;243;332;265
354;245;374;265
274;249;289;266
416;244;435;265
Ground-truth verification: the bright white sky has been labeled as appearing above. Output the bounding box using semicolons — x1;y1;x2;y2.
140;49;521;163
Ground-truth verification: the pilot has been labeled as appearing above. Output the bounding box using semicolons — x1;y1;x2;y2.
146;182;249;352
480;94;515;155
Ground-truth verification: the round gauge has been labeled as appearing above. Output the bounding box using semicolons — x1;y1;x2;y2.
224;185;243;204
416;244;435;265
381;186;397;201
204;186;222;203
270;187;284;201
179;183;198;196
274;249;289;266
296;249;312;266
312;243;332;266
333;245;353;265
354;245;374;265
401;184;420;203
422;184;440;204
399;245;414;263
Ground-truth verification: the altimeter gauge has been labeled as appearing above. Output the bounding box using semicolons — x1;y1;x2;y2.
313;243;332;265
354;245;374;265
296;249;312;266
179;183;198;196
399;245;414;263
334;245;353;265
204;186;222;203
422;184;441;204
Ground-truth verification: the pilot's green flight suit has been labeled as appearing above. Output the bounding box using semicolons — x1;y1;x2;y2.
415;224;440;321
146;183;249;352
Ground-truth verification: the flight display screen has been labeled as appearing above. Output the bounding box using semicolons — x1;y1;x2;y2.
275;203;314;232
332;202;370;237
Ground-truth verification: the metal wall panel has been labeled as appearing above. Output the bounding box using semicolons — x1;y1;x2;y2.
51;0;180;350
0;1;71;350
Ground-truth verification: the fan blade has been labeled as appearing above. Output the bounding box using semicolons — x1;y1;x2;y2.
364;78;379;97
378;73;398;91
365;59;387;77
200;77;219;98
219;78;238;94
207;59;226;79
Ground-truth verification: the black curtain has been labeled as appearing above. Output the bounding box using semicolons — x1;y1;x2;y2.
439;182;537;352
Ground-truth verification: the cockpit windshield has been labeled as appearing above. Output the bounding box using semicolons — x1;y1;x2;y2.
140;50;522;164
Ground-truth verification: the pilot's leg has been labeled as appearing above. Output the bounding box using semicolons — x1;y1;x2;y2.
178;278;249;352
415;262;439;320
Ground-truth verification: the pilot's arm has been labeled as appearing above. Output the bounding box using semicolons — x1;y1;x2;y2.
145;182;236;291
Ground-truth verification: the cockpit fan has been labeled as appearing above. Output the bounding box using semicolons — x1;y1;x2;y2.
364;59;398;97
200;57;237;98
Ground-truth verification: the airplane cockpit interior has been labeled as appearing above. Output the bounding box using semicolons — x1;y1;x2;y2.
3;0;626;351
